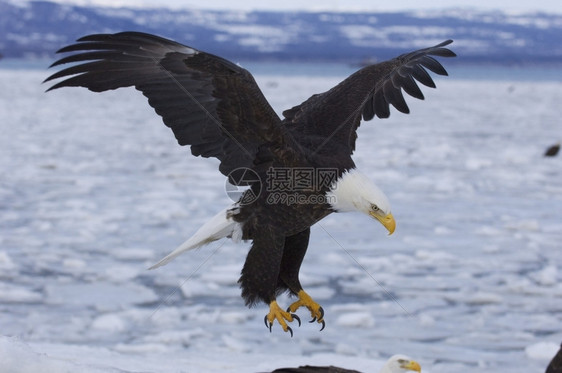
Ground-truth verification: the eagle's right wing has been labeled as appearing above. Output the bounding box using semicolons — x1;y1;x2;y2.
283;40;456;156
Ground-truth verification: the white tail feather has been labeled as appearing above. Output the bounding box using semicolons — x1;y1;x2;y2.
149;206;240;269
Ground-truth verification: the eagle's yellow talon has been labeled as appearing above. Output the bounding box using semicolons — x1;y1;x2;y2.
288;290;326;328
265;300;300;336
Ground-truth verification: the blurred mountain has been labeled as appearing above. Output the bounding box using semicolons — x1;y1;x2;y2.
1;0;561;63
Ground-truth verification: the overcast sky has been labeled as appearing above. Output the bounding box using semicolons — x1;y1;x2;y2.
46;0;562;14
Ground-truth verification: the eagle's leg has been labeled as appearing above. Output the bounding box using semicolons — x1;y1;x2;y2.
239;227;300;335
278;228;326;330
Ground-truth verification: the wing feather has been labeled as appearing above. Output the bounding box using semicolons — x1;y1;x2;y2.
373;89;390;120
393;73;424;100
418;55;449;76
383;79;409;115
282;40;455;155
45;31;286;177
410;64;436;88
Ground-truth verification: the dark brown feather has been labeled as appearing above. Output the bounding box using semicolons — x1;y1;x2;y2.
282;40;455;155
45;31;287;178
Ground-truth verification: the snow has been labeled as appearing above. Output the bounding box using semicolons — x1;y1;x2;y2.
0;63;561;373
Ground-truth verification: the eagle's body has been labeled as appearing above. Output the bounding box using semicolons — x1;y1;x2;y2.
46;32;455;334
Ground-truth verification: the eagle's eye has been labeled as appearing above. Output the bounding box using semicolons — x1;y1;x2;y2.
370;203;379;212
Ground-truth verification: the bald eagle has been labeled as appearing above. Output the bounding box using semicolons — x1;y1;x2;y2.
268;354;421;373
45;32;455;335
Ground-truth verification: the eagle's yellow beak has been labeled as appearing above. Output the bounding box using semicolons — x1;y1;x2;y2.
401;359;421;372
370;212;395;235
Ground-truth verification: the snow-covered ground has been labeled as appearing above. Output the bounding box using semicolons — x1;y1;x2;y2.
0;64;561;372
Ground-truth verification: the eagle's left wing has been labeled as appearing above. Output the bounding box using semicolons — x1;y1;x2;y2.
283;40;456;155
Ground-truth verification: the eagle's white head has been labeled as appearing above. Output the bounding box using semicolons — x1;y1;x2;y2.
326;168;395;235
380;354;422;373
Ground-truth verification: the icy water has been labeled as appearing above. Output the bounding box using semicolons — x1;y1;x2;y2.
0;61;561;372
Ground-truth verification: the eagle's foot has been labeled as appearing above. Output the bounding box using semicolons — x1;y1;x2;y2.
287;290;326;331
264;300;301;337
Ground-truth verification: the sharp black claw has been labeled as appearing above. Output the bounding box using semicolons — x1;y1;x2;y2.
292;314;301;327
310;308;324;324
264;316;273;332
287;326;293;337
319;320;326;331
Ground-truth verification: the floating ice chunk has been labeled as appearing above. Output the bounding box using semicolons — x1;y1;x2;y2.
505;220;540;232
91;314;126;332
144;329;207;345
525;341;560;361
418;313;436;326
433;225;453;235
532;265;558;286
0;283;42;303
444;291;503;305
147;307;183;327
110;248;154;261
0;251;16;270
334;343;358;356
415;249;454;261
218;311;248;324
330;303;370;313
465;157;493;170
475;226;503;236
62;258;86;269
222;334;251;352
465;291;503;305
335;311;375;327
103;265;139;282
200;264;240;286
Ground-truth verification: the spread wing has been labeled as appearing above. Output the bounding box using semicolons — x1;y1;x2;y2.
283;40;456;155
44;32;287;179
